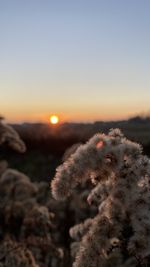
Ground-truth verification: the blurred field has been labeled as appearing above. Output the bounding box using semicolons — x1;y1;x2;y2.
1;116;150;182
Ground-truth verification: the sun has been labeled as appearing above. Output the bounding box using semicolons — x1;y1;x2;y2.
50;115;59;125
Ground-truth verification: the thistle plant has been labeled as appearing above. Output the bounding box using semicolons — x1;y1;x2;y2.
51;129;150;267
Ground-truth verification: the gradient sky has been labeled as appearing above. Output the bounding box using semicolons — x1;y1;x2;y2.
0;0;150;123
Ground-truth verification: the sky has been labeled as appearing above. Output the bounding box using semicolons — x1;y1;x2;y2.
0;0;150;123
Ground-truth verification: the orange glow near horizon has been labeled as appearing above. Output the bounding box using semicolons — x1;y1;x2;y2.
3;109;140;124
49;115;59;125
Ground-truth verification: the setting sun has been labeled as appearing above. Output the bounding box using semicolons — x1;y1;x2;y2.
50;115;59;125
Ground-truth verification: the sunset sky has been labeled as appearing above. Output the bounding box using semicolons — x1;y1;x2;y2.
1;0;150;123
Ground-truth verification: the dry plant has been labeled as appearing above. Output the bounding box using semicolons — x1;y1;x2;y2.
51;129;150;267
0;119;64;267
